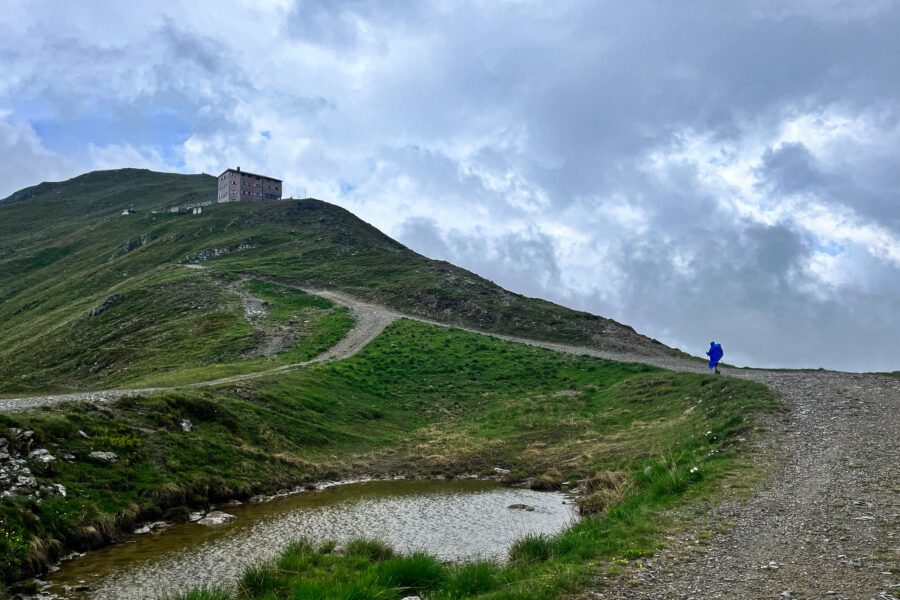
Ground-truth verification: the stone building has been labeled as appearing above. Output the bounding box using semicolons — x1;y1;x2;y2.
217;167;282;203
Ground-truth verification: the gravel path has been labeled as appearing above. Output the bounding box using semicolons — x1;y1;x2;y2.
1;287;897;599
572;369;900;600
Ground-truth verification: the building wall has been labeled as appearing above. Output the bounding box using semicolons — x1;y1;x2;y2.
217;169;282;203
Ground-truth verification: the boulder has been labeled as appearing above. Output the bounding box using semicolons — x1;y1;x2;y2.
188;511;206;522
196;511;236;526
89;451;119;463
180;419;193;432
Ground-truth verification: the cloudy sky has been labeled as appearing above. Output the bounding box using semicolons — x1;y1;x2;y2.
3;1;899;371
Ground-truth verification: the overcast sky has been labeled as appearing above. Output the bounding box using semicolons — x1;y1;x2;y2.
3;1;899;371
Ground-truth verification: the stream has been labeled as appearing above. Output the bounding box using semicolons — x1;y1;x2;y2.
42;479;576;599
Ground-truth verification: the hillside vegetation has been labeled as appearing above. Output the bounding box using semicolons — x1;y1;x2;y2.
0;169;769;598
1;169;675;394
0;319;779;588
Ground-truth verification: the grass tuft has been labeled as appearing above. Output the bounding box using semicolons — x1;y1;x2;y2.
508;534;554;564
375;551;446;592
344;538;394;562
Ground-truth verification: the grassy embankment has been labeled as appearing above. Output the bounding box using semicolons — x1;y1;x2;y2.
0;319;779;593
0;271;353;393
1;169;682;395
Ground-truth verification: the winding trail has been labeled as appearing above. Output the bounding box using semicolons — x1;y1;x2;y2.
1;286;897;598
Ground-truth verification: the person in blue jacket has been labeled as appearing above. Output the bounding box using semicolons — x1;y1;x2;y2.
707;342;724;375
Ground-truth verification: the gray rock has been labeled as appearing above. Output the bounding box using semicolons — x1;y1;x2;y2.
16;474;37;488
88;451;119;463
133;524;151;534
11;428;34;441
28;448;56;463
249;494;270;503
188;511;206;522
180;419;193;432
400;597;422;600
493;467;510;475
196;511;236;526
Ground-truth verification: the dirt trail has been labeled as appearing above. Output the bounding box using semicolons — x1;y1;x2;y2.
0;289;399;412
1;287;897;598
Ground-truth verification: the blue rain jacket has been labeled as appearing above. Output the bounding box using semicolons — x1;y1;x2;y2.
707;342;724;369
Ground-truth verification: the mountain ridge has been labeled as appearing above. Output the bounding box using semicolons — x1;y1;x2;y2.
0;168;681;394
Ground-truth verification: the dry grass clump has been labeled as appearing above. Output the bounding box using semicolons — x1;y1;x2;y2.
529;468;563;491
584;470;627;493
577;470;628;515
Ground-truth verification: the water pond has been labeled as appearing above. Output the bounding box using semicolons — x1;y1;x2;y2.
43;478;576;599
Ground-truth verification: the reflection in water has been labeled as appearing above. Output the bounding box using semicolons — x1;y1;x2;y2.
45;479;576;599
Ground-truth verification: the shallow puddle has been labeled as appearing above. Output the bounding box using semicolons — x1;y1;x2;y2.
44;478;576;599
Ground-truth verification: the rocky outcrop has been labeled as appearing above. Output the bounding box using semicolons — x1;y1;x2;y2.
88;451;119;463
89;294;123;317
1;430;66;501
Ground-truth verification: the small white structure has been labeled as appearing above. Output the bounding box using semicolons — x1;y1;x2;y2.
121;209;134;215
191;206;202;215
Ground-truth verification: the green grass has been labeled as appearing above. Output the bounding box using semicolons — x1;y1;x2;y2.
0;168;684;396
0;319;780;587
0;270;353;393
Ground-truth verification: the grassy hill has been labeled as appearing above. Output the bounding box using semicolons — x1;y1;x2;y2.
0;169;779;595
0;169;676;394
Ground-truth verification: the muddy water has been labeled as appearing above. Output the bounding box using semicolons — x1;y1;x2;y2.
44;479;576;599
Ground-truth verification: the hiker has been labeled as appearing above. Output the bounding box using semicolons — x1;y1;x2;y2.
707;341;724;375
